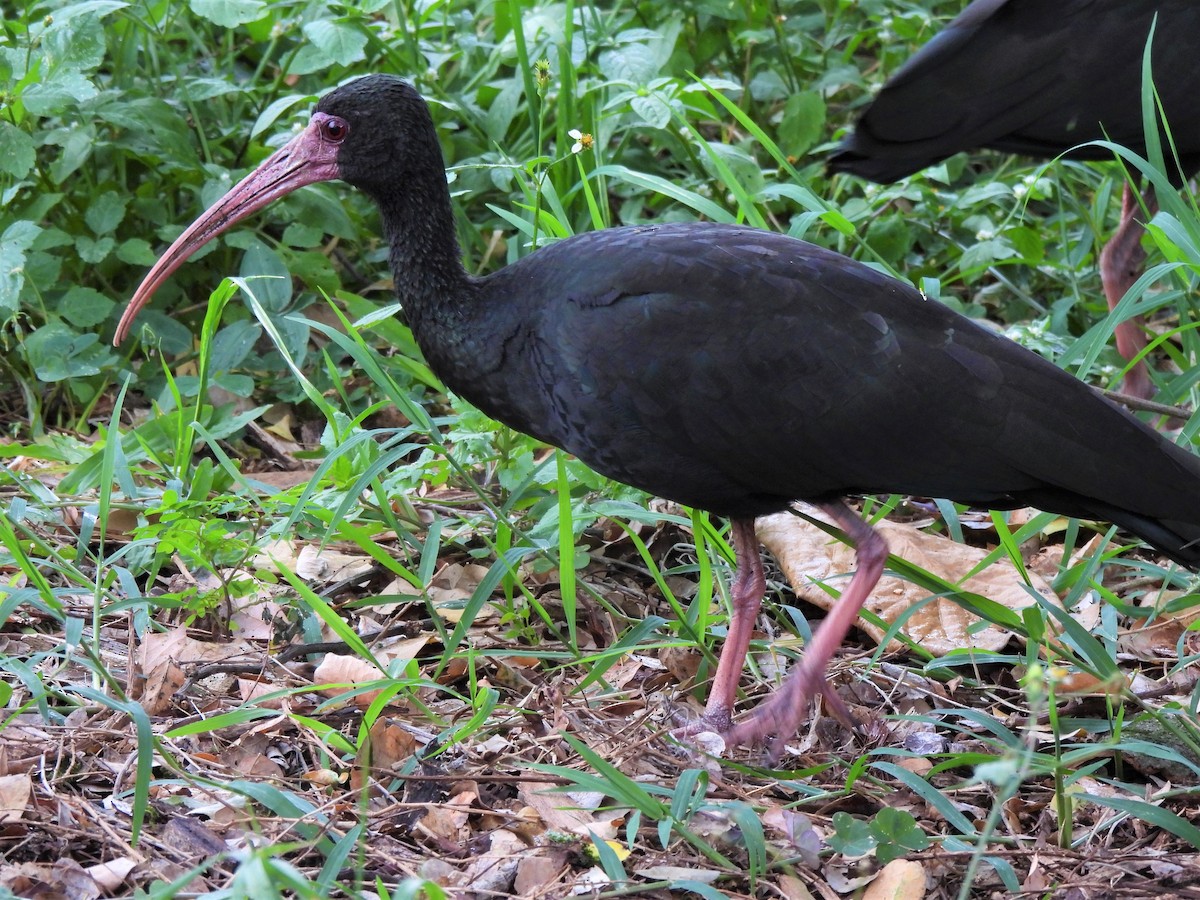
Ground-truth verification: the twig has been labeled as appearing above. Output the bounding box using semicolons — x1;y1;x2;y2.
1100;387;1191;421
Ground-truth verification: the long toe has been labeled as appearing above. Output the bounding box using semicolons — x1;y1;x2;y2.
722;667;820;751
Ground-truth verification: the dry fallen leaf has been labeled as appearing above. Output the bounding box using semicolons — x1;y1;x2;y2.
295;544;376;583
312;655;386;706
0;860;99;900
358;718;419;777
1119;590;1200;661
462;828;526;895
86;857;138;893
250;469;318;489
427;563;493;623
514;851;571;896
264;410;297;442
138;628;248;715
419;788;474;843
312;635;429;707
776;874;819;900
229;586;290;642
571;866;612;894
518;785;619;842
1051;668;1128;697
862;858;927;900
896;757;933;777
758;507;1062;655
0;773;31;823
251;539;300;572
659;644;701;685
635;865;720;883
237;678;285;708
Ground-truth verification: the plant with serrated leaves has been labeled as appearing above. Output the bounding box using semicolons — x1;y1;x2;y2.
130;488;263;627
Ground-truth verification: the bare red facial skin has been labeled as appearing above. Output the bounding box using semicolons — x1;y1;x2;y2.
113;112;348;345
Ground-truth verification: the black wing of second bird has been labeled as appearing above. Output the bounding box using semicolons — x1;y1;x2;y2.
828;0;1200;182
430;222;1200;566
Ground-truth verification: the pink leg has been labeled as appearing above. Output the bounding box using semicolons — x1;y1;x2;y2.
725;501;887;760
696;518;765;732
1098;185;1158;400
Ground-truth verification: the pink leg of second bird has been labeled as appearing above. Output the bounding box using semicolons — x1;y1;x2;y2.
724;501;887;761
1098;185;1159;400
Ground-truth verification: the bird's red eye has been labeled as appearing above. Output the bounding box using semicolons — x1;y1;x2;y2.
322;117;349;142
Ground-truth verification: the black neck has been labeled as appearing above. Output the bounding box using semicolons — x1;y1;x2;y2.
377;162;470;327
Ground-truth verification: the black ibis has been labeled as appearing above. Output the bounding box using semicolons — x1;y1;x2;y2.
115;75;1200;756
829;0;1200;400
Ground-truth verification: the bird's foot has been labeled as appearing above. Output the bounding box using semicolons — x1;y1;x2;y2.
723;670;857;766
670;704;733;740
722;699;811;766
671;682;861;765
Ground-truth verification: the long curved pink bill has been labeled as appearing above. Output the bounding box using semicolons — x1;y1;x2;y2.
114;117;341;346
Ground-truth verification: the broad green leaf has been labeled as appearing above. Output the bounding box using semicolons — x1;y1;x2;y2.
287;44;337;76
24;251;63;292
177;76;246;101
0;122;35;179
641;17;682;72
23;322;114;381
866;215;916;267
691;0;744;18
210;320;263;373
47;128;94;184
97;97;195;165
748;70;787;102
22;70;98;115
0;221;41;314
85;191;127;235
960;237;1019;274
779;91;827;157
189;0;267;27
117;238;158;266
281;222;324;248
60;286;116;328
238;241;292;311
302;20;368;67
76;234;114;263
483;78;523;141
43;13;108;71
43;1;127;24
251;93;312;138
699;141;765;196
600;44;662;85
630;91;674;129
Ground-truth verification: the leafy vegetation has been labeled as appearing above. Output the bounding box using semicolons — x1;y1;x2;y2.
3;0;1200;897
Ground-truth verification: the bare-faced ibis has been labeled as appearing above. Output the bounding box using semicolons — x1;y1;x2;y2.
829;0;1200;400
115;75;1200;756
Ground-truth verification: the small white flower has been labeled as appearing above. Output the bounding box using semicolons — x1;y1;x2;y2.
568;129;593;154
